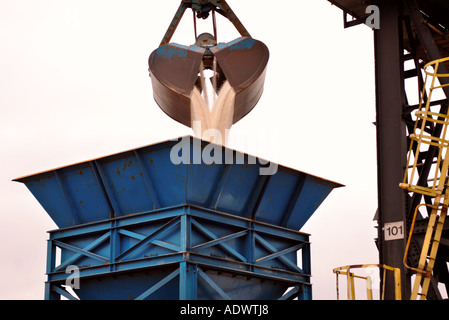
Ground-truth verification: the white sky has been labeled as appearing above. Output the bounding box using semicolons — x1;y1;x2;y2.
0;0;379;300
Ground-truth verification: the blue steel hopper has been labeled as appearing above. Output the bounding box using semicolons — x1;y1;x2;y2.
15;136;341;230
14;136;342;300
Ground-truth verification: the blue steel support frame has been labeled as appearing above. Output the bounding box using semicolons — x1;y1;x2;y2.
44;205;312;300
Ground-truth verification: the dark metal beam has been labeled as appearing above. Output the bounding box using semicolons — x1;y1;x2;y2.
373;0;410;300
404;0;449;98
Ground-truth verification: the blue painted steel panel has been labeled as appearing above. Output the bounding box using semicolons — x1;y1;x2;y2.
23;171;76;227
140;144;187;207
212;163;261;216
95;152;155;217
187;161;224;206
14;136;342;230
286;175;336;230
58;163;112;224
254;169;299;226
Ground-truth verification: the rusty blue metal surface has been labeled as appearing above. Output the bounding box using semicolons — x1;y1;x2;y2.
14;136;342;230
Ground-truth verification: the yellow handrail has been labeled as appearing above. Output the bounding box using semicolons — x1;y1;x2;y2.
333;264;401;300
400;56;449;197
403;202;447;299
403;203;435;276
422;56;449;79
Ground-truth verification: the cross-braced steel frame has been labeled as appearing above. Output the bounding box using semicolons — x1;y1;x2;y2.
44;205;312;300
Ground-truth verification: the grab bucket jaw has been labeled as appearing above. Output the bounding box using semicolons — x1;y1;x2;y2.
148;37;269;127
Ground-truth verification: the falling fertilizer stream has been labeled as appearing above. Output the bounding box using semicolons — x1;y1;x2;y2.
191;61;236;145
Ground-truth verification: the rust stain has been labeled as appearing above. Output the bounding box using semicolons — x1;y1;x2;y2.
131;175;135;180
116;169;121;176
122;160;132;171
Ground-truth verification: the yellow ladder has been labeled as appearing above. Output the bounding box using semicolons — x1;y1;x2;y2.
404;203;447;299
400;56;449;299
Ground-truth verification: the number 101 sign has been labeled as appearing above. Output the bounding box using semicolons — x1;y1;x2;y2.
383;221;404;241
